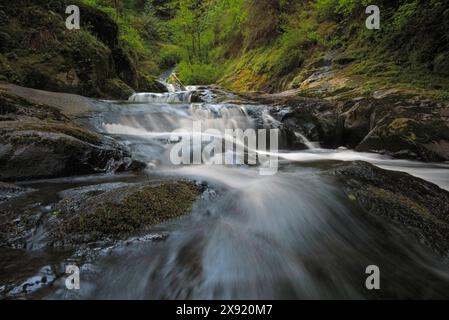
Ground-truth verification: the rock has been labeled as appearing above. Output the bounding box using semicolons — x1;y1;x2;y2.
336;97;449;161
78;3;119;48
252;91;449;162
48;181;202;247
137;74;167;93
0;89;137;181
7;265;56;298
0;182;32;203
272;98;340;148
190;91;205;103
103;78;135;100
356;116;449;161
0;181;202;250
0;1;152;99
0;122;133;181
326;161;449;259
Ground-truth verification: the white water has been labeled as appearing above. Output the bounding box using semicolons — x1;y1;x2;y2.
129;91;193;103
57;87;449;299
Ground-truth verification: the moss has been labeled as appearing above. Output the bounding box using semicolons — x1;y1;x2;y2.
366;185;430;218
0;1;162;98
103;78;134;100
52;181;201;244
380;117;449;145
0;89;67;121
386;118;418;142
12;122;101;145
137;74;166;93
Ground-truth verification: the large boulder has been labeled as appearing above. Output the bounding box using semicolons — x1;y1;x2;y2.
0;88;136;181
48;181;202;247
260;91;449;162
0;0;151;99
356;115;449;161
0;182;32;204
345;97;449;161
0;122;133;181
326;161;449;259
266;96;341;148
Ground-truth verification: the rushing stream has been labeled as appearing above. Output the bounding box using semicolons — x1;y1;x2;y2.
3;86;449;299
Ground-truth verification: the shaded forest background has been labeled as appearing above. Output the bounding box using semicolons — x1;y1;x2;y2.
1;0;449;99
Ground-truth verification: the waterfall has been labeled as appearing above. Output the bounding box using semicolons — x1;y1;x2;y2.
44;86;449;300
128;91;193;104
294;131;318;149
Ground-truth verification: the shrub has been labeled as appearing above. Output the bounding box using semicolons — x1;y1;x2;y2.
159;45;183;69
177;61;220;85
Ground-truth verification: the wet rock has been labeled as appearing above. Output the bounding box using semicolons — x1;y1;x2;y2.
356;116;449;161
273;98;340;148
103;78;135;100
49;181;202;247
0;182;32;203
190;91;205;103
137;74;167;93
326;161;449;259
7;265;56;298
0;123;134;181
0;204;42;249
0;90;137;181
347;97;449;161
0;181;200;250
254;91;449;162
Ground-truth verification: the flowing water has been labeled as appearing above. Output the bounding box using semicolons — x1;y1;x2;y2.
3;87;449;299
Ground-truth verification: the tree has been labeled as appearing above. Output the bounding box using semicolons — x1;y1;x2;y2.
171;0;211;63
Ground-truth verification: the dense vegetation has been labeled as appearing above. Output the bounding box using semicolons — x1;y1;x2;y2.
161;0;449;98
0;0;166;98
1;0;449;99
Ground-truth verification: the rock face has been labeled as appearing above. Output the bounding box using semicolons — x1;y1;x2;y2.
49;181;202;247
0;181;202;249
268;97;340;148
0;0;165;99
327;161;449;259
0;87;135;181
0;124;132;181
260;92;449;161
0;182;32;204
351;98;449;161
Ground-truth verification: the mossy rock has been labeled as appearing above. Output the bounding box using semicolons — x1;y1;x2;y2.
0;89;68;121
357;116;449;161
327;161;449;258
50;181;202;246
103;78;135;100
0;0;151;98
137;73;167;93
0;127;132;181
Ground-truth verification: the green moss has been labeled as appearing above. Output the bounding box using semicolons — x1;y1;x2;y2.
381;117;449;145
13;122;101;144
366;185;430;218
0;1;163;98
0;89;67;121
53;181;201;243
178;62;220;85
103;78;134;100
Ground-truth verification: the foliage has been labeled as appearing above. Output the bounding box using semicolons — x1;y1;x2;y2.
4;0;449;92
177;61;220;84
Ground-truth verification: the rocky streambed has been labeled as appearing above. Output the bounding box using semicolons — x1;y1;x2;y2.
1;83;449;299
